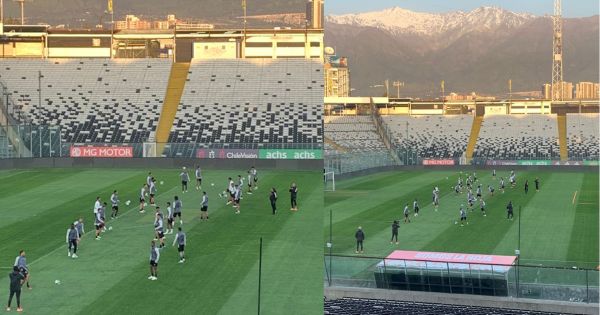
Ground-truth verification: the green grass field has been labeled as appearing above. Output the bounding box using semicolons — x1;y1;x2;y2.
0;168;323;314
325;170;599;270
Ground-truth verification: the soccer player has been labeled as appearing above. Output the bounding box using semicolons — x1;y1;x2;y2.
476;184;482;200
100;202;108;232
454;184;461;194
535;177;540;192
289;182;298;211
110;190;119;219
413;199;419;217
93;196;102;218
94;209;104;240
269;188;277;215
492;169;496;179
223;177;235;205
172;227;187;263
173;196;183;225
390;220;399;245
166;202;174;234
139;184;148;213
66;223;80;258
459;205;468;226
355;227;365;254
154;207;165;248
403;204;411;223
507;201;514;220
510;173;516;188
488;185;495;196
149;178;157;206
147;172;153;187
467;190;474;211
13;251;30;290
7;266;24;312
480;199;487;217
148;241;160;281
237;175;244;192
74;218;85;238
251;166;258;190
500;177;506;193
201;192;209;221
473;171;477;182
246;170;253;194
180;167;190;193
524;180;529;194
234;184;242;214
433;190;440;211
195;165;202;190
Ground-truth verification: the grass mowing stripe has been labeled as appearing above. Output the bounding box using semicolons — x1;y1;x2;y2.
0;169;83;200
326;172;460;255
566;172;599;269
0;171;142;268
75;170;321;315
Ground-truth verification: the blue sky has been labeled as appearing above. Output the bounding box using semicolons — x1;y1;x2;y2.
326;0;599;17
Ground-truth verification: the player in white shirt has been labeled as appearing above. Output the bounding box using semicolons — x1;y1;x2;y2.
246;170;253;194
251;166;258;190
139;184;148;213
195;166;202;190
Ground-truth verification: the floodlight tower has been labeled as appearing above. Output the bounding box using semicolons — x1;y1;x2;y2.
551;0;563;101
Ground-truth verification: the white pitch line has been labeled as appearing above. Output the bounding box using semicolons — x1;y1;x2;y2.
572;191;578;204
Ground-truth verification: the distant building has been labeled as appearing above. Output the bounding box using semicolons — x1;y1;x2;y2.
325;56;349;97
575;82;599;99
307;0;324;29
114;14;211;31
542;81;573;100
445;92;494;101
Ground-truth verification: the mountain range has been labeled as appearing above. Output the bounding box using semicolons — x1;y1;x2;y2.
326;6;599;97
2;0;306;28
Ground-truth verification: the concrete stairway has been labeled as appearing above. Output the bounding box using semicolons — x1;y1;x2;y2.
155;63;190;156
557;114;568;161
465;115;484;163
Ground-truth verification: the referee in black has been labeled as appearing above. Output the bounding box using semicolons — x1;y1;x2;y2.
289;183;298;211
390;220;399;245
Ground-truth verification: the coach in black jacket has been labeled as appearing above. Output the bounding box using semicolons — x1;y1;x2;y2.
355;227;365;254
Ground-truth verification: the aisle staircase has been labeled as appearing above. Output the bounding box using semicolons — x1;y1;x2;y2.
557;114;568;161
154;63;190;156
465;115;484;163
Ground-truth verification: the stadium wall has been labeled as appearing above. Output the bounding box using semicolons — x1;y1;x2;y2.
334;165;599;181
0;158;323;171
324;287;599;315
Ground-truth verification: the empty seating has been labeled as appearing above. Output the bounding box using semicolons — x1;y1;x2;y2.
567;113;599;160
474;115;559;159
325;116;387;152
168;58;323;144
0;58;172;143
382;115;472;158
324;298;567;315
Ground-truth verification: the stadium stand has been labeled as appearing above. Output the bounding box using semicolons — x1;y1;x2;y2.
325;116;387;152
324;298;569;315
167;58;323;144
382;115;472;158
0;58;172;143
566;113;599;159
473;115;560;159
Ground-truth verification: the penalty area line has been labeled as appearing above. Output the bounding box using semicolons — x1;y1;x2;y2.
572;191;578;205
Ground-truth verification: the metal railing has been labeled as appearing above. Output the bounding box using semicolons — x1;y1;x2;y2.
324;254;599;304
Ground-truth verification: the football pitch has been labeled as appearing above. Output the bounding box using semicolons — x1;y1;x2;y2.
0;168;323;314
325;169;599;269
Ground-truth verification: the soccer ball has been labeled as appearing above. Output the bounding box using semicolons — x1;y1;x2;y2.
211;183;215;186
183;166;186;170
125;200;131;206
144;203;148;207
454;221;458;225
160;181;164;185
108;226;113;231
446;177;448;180
54;280;61;285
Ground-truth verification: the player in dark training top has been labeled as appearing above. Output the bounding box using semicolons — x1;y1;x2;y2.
390;220;399;245
534;177;540;192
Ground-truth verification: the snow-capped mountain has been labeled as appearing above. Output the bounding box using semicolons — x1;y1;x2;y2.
327;6;536;36
325;6;599;97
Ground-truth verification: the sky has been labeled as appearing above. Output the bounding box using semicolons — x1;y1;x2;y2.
326;0;600;17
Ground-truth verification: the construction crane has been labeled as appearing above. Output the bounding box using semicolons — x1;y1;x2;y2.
551;0;563;101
